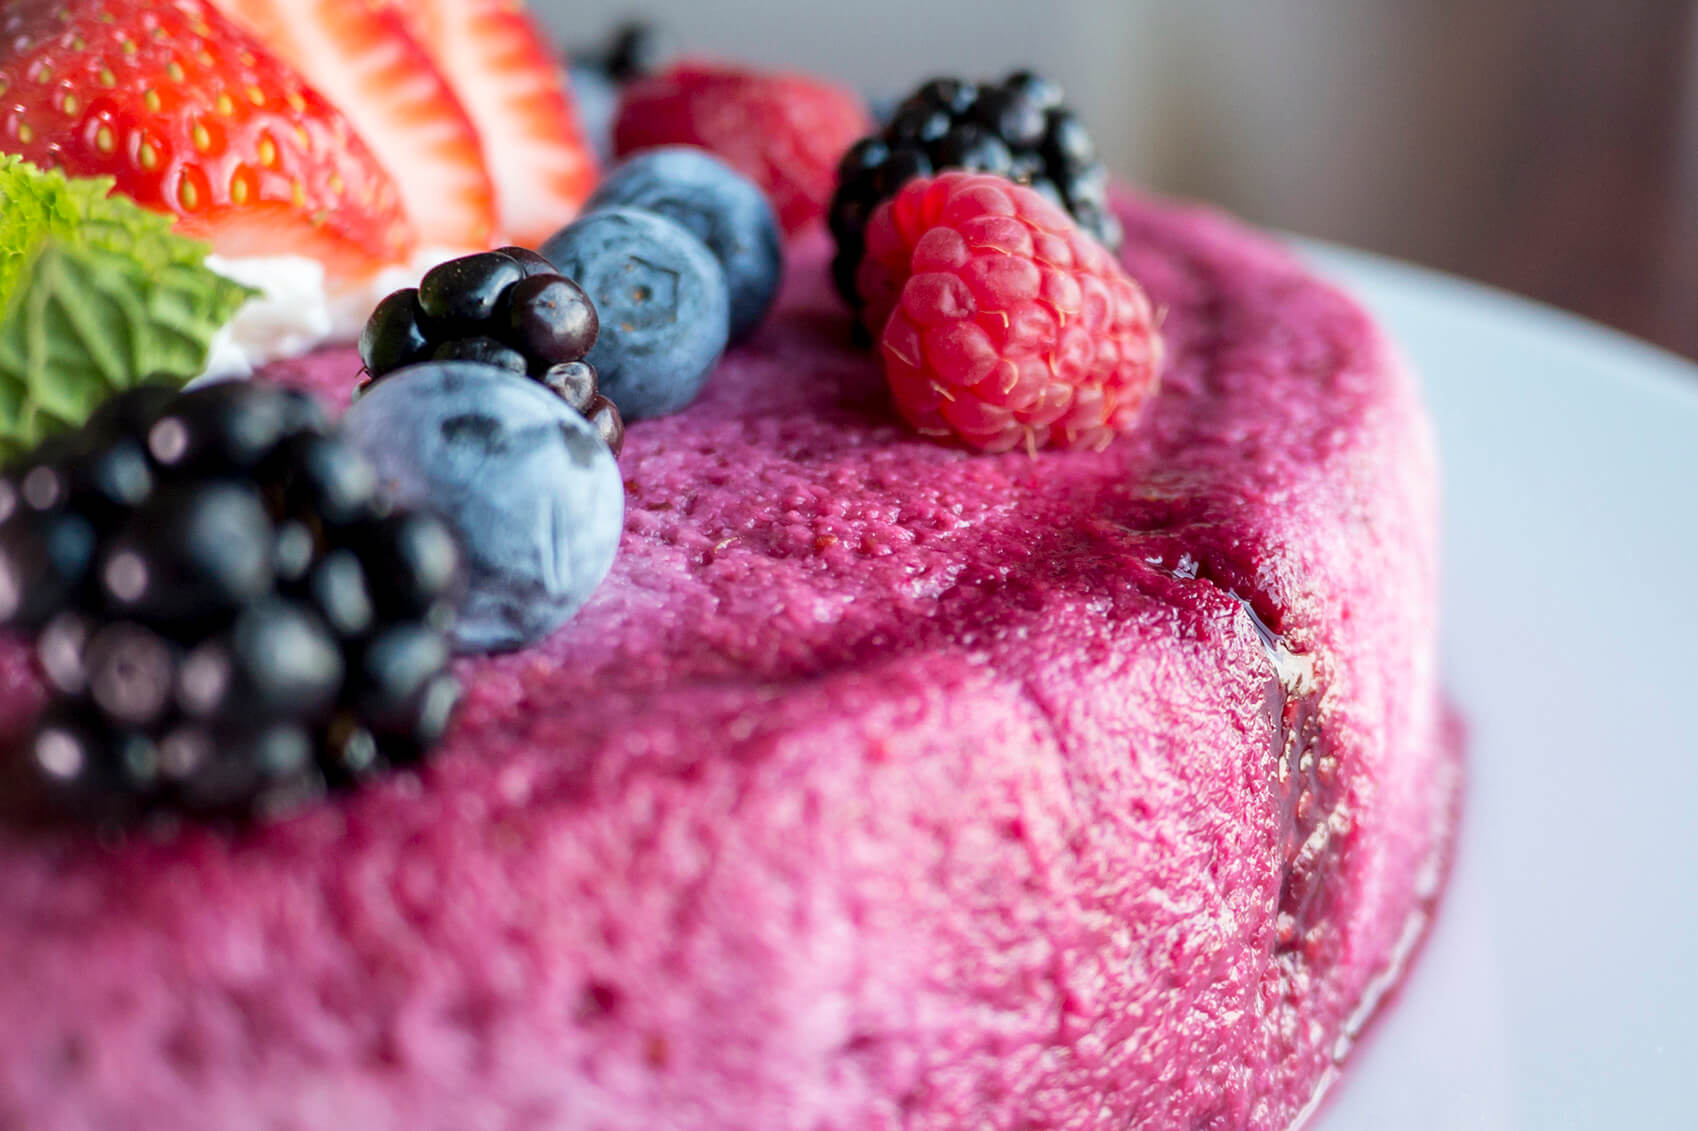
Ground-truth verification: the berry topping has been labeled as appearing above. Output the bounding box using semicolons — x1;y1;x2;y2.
585;147;783;342
419;252;530;331
493;245;561;279
0;0;415;283
357;251;623;451
341;363;624;654
613;60;873;236
430;337;529;374
359;290;436;380
211;0;496;250
541;207;730;420
503;275;601;367
99;483;275;628
387;0;601;245
595;21;670;84
0;380;463;822
583;395;626;458
865;173;1161;453
829;70;1121;314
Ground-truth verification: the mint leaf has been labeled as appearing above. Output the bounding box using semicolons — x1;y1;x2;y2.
0;158;254;459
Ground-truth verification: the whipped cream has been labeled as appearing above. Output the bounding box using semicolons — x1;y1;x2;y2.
198;248;469;381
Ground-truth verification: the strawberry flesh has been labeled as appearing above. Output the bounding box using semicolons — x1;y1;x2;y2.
211;0;497;252
0;0;415;281
389;0;598;247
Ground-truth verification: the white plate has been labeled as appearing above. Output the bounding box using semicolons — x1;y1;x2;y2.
1296;244;1698;1129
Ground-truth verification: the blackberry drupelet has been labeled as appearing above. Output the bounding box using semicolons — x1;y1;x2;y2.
598;21;668;83
358;250;625;457
828;70;1123;314
0;380;465;823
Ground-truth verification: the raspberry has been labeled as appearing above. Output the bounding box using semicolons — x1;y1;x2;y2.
868;173;1162;454
614;60;873;236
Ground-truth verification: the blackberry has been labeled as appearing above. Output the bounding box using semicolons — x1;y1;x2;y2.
358;250;625;458
828;70;1122;313
572;20;669;84
0;380;464;825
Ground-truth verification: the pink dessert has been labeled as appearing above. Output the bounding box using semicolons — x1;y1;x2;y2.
0;193;1459;1130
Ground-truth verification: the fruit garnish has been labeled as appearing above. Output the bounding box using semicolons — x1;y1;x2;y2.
613;60;873;237
356;248;621;452
585;147;782;342
0;158;254;460
342;363;624;654
866;173;1161;453
0;380;462;823
542;207;730;420
211;0;498;251
385;0;600;246
829;71;1120;315
0;0;415;284
579;21;670;84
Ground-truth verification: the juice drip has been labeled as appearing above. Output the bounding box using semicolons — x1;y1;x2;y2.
1155;552;1348;956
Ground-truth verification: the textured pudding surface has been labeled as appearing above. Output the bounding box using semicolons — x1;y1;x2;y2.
0;195;1458;1131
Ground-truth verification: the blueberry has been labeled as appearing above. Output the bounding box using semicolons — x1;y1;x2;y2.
541;207;730;420
341;363;625;653
360;288;433;379
501;274;599;369
418;252;527;331
584;148;781;342
431;337;529;375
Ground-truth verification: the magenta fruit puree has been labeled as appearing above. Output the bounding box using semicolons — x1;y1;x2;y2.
0;193;1459;1130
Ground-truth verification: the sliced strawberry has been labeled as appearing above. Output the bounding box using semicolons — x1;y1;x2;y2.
0;0;414;282
212;0;497;251
390;0;599;246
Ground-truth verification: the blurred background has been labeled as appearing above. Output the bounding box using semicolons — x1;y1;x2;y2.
539;0;1698;357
